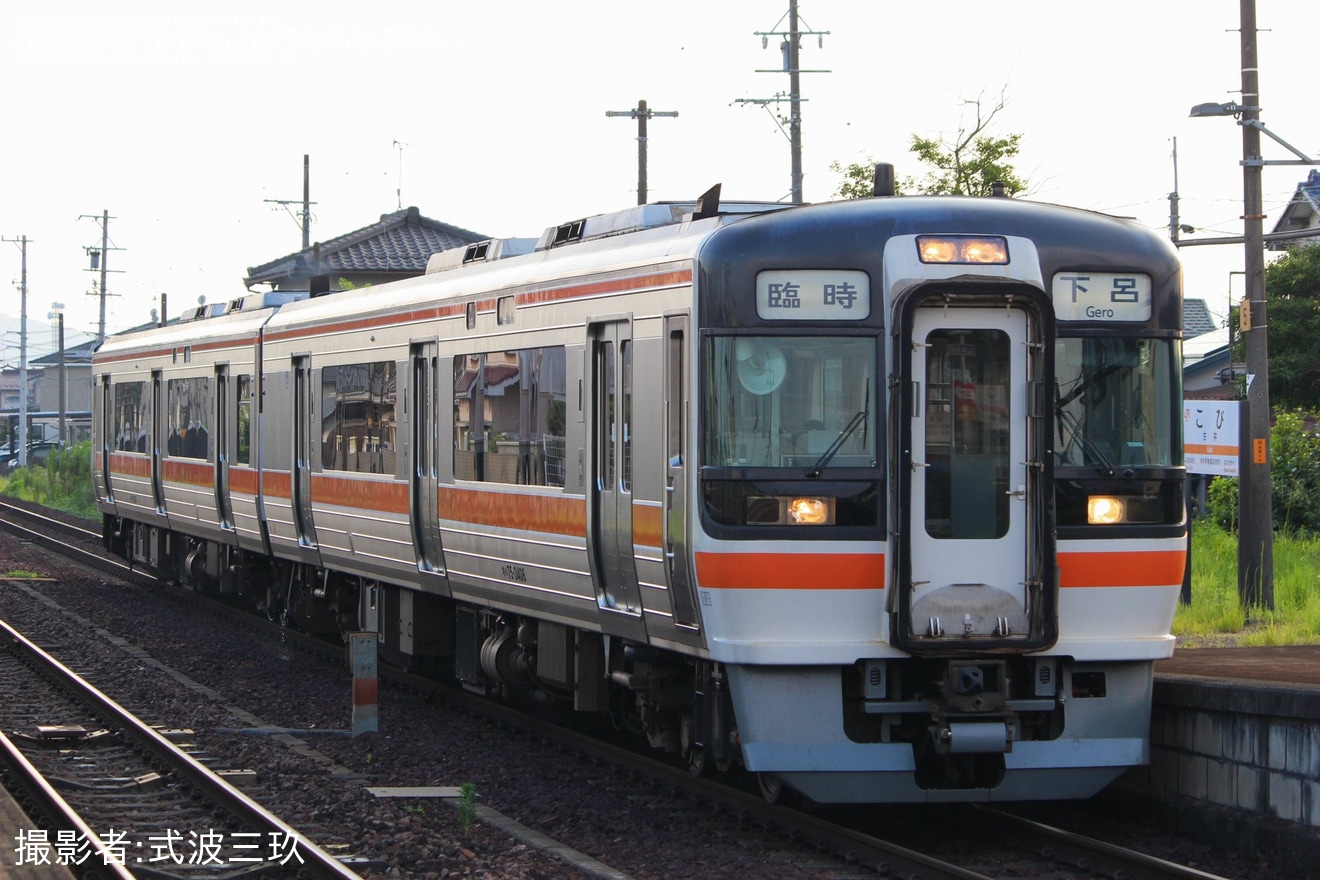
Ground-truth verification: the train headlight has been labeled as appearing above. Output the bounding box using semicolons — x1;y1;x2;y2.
916;235;1009;265
746;495;836;525
788;496;832;525
1087;495;1126;525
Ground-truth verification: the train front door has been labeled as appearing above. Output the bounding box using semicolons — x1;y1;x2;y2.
587;320;647;640
903;305;1040;646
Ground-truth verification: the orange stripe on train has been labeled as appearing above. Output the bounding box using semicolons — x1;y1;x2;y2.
310;474;410;514
438;486;586;537
694;552;885;590
1057;550;1187;588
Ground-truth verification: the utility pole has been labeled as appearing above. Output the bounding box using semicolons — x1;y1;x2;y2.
264;154;317;249
2;235;31;468
1169;137;1181;243
1237;0;1273;609
1188;0;1318;609
46;304;66;446
606;99;679;205
79;211;122;344
736;0;829;203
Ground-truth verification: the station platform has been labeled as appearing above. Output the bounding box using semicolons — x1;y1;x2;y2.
1156;643;1320;688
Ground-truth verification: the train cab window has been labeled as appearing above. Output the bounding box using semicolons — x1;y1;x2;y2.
322;362;398;475
701;336;881;532
1054;338;1180;469
703;336;876;469
166;377;213;460
453;347;568;486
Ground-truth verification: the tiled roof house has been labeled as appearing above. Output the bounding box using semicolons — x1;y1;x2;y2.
1269;169;1320;250
244;206;488;294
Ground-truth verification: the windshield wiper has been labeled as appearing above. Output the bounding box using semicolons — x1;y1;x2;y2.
807;407;869;477
1055;392;1117;477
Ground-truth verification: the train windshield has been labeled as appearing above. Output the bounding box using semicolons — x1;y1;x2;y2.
1054;337;1181;469
703;336;877;469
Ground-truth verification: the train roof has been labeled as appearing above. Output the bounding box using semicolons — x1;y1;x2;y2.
95;192;1180;355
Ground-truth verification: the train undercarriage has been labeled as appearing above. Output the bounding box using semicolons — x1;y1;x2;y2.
105;514;1098;803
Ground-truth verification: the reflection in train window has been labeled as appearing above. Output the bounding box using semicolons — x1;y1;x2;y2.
453;347;567;486
166;377;213;460
114;381;148;453
322;362;397;474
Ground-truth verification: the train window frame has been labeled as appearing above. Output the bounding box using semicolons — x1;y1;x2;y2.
453;347;568;487
165;376;213;460
113;380;148;453
236;374;253;466
701;333;880;472
321;361;399;476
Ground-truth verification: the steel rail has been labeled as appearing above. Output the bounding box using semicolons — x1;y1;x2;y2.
0;616;362;880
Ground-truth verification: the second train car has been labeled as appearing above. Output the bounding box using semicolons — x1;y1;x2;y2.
93;180;1186;803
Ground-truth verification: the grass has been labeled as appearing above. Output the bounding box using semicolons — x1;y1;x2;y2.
1176;519;1320;646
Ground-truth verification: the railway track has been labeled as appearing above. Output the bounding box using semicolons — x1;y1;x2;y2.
0;611;362;879
0;499;1244;879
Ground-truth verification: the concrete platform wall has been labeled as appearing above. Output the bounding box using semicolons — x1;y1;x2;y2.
1132;676;1320;828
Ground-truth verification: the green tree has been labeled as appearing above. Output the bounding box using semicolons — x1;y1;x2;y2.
1262;244;1320;410
831;91;1027;199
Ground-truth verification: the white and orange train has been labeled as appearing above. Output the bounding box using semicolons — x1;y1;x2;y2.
93;179;1187;803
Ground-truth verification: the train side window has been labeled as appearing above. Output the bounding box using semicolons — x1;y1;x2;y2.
236;375;253;465
114;381;147;453
166;376;213;460
322;362;398;475
453;348;567;486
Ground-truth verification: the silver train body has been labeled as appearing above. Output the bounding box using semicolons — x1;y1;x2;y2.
93;191;1187;803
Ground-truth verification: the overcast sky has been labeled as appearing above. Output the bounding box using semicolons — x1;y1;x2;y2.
1;1;1315;357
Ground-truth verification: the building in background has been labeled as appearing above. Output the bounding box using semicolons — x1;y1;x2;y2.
1269;169;1320;250
244;206;487;295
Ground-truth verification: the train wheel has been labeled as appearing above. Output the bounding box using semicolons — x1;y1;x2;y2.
757;773;788;805
687;747;708;778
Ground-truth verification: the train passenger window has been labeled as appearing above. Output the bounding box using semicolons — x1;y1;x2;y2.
453;347;567;486
113;381;148;452
1054;338;1180;469
236;375;253;466
166;377;213;460
321;362;398;475
703;336;877;470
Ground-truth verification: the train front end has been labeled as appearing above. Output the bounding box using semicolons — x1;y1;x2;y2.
689;196;1185;802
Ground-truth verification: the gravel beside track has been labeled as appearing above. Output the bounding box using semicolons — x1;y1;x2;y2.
0;501;1287;879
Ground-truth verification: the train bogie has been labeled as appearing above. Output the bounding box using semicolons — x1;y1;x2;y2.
94;186;1186;803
